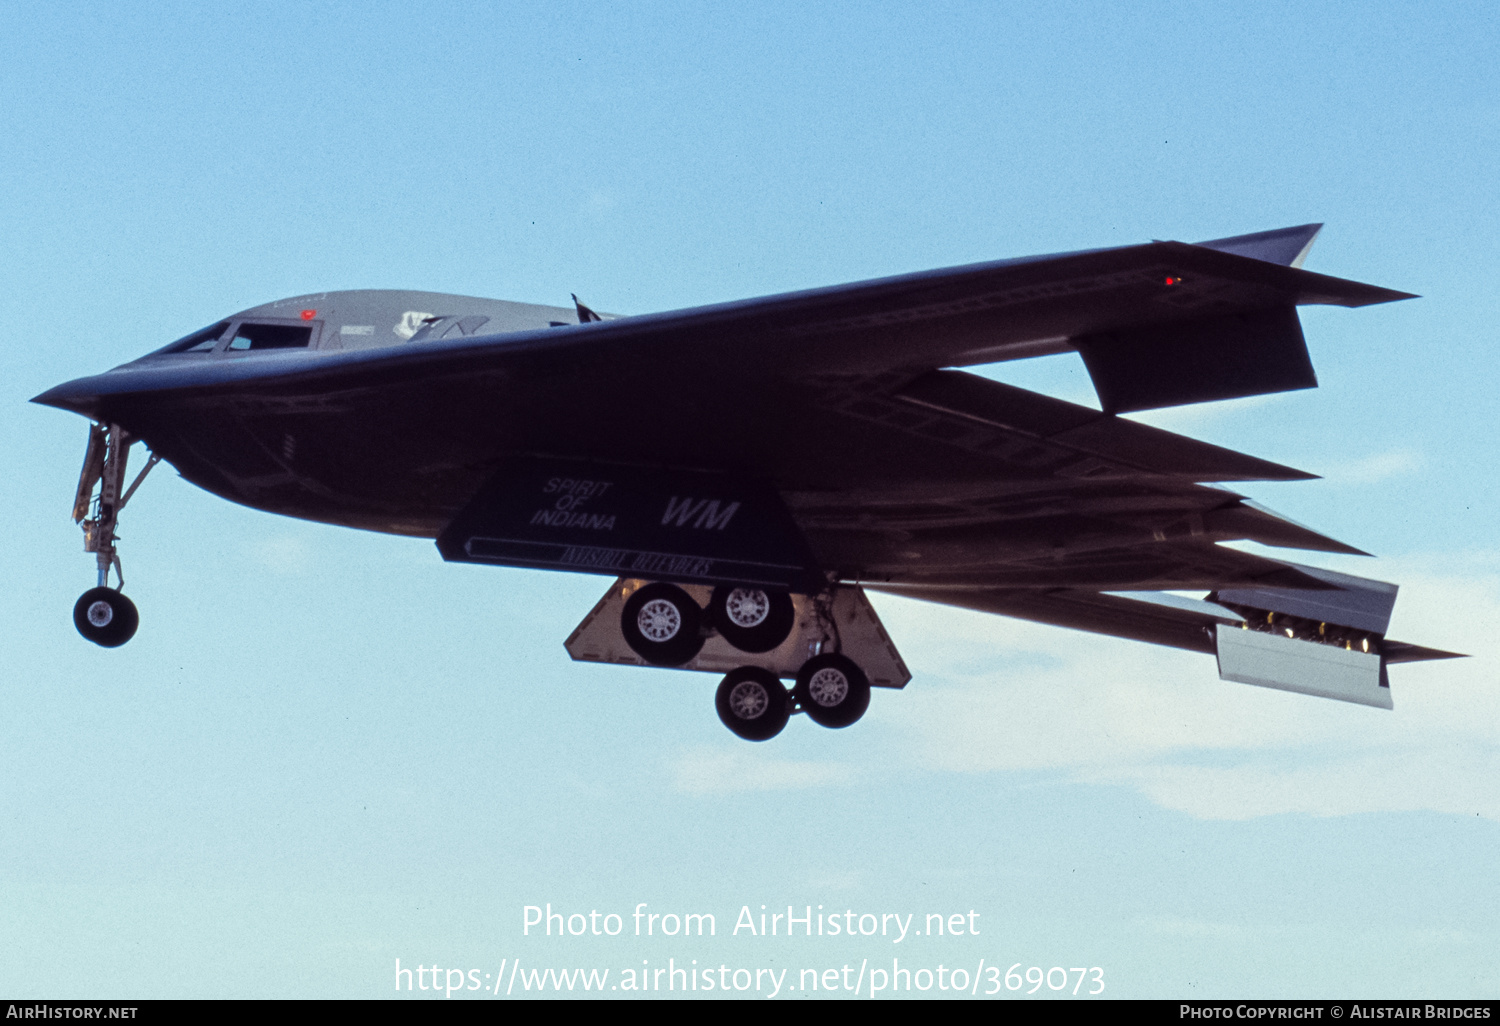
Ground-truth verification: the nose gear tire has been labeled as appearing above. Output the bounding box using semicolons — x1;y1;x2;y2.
794;653;870;728
73;587;139;648
710;585;795;653
620;582;704;666
715;666;791;741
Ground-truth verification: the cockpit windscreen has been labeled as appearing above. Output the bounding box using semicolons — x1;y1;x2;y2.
162;321;231;353
227;323;313;351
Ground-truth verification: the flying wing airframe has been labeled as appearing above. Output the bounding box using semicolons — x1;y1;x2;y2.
34;223;1462;740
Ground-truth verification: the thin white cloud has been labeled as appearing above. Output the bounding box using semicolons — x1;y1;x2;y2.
1124;391;1284;433
1326;447;1424;484
1102;746;1500;821
253;536;312;575
583;190;617;214
672;748;855;795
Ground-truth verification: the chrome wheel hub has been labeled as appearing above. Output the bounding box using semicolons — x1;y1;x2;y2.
724;588;771;629
807;667;848;707
729;680;770;719
637;598;682;642
87;600;114;628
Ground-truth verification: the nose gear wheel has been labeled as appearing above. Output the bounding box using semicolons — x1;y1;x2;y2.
73;587;139;648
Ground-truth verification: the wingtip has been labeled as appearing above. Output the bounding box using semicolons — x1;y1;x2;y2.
1221;452;1321;484
1194;223;1327;268
1384;641;1469;663
1259;466;1319;483
1288;224;1323;269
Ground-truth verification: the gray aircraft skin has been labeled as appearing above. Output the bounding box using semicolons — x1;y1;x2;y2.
34;224;1461;740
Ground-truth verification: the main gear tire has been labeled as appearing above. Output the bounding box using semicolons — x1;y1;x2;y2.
620;583;704;666
73;587;139;648
710;585;796;653
715;667;791;741
793;653;870;728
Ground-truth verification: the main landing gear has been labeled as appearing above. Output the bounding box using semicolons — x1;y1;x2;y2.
69;422;159;648
716;667;790;742
713;655;872;741
613;580;875;741
621;582;707;666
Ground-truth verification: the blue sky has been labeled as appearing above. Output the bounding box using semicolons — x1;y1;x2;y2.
1;1;1496;998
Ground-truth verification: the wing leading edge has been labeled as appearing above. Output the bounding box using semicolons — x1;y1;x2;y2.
33;226;1414;421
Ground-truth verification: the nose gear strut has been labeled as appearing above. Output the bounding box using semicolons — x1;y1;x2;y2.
71;422;158;646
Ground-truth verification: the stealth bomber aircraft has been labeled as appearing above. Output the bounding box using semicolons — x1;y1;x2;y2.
35;224;1460;740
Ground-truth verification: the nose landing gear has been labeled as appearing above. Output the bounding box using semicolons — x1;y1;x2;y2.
70;422;158;648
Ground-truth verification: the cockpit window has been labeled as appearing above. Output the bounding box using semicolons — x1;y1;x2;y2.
164;321;231;353
227;323;313;351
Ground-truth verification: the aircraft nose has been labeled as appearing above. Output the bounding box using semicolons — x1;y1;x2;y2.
32;376;106;418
